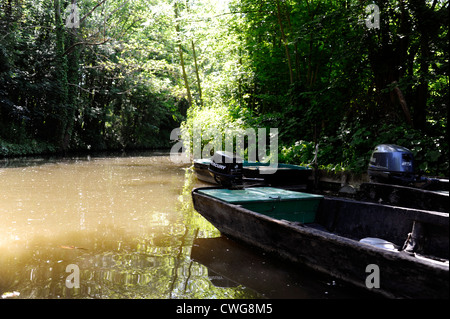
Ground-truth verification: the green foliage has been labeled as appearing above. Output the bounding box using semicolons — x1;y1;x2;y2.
373;124;448;176
0;0;185;156
180;103;248;156
0;139;56;157
279;141;315;166
280;122;448;176
1;0;448;178
183;0;448;177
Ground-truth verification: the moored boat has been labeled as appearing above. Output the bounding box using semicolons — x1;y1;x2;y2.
193;157;312;188
192;186;449;298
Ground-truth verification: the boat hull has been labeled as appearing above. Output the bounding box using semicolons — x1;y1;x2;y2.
192;188;449;298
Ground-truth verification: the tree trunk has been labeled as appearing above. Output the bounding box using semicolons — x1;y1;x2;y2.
410;0;430;130
275;0;294;85
191;39;203;107
392;82;413;126
53;0;69;150
175;2;192;107
283;2;300;82
64;0;80;152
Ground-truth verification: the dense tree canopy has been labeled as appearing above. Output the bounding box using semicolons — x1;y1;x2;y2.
1;0;186;154
1;0;448;176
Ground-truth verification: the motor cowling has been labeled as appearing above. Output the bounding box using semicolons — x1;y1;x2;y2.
208;151;243;188
368;144;416;185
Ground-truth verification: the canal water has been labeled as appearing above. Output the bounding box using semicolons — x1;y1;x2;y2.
0;152;376;299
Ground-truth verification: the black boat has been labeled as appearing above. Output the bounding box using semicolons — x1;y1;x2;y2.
192;186;449;298
193;151;312;188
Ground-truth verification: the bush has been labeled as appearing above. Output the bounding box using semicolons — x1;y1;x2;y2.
276;123;448;177
373;123;448;176
180;104;248;157
0;138;56;157
279;140;315;165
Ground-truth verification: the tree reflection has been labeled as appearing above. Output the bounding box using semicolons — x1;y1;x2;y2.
0;158;258;299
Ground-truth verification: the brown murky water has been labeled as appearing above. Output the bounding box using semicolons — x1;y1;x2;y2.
0;152;375;299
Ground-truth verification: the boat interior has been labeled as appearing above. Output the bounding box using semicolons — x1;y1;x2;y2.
301;196;449;261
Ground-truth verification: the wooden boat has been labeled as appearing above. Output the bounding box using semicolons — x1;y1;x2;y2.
192;186;449;298
193;158;312;188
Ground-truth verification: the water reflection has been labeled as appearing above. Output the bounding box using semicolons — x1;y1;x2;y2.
0;153;255;299
0;153;376;299
190;236;379;299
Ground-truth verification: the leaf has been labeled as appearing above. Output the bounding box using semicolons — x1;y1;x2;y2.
427;150;441;162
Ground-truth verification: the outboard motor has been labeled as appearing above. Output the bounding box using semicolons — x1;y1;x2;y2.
368;144;416;185
208;151;244;188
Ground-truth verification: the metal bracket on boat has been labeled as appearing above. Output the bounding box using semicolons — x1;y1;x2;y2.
401;221;424;256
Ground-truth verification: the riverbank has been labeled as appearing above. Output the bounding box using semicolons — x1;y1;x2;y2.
0;147;174;169
0;137;173;160
0;139;57;158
